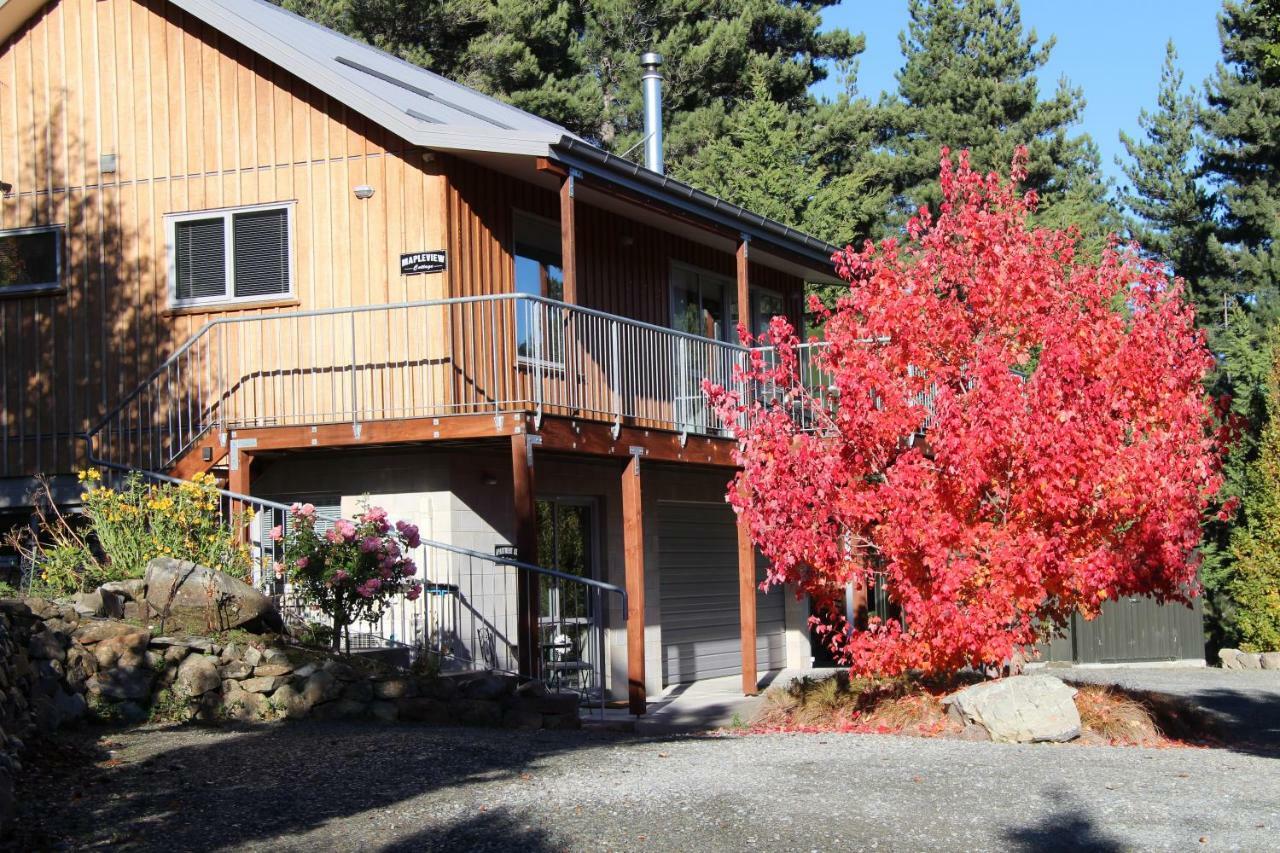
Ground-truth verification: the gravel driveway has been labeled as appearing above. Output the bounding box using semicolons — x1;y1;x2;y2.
10;720;1279;852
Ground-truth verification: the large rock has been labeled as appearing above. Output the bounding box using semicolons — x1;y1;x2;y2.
174;655;222;699
1239;652;1263;670
143;558;282;632
302;670;342;706
1261;652;1280;671
93;630;150;670
943;676;1081;744
1219;648;1244;670
74;621;142;646
89;667;154;701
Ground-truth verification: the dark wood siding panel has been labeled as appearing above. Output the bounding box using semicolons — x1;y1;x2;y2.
444;162;808;330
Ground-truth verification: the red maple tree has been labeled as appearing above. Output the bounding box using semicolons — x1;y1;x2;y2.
708;149;1236;676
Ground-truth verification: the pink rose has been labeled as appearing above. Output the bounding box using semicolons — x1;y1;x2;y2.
405;583;422;601
295;556;309;569
272;561;285;579
335;519;357;542
360;536;381;554
380;566;393;580
270;525;283;542
333;569;350;583
401;559;417;578
367;577;381;592
326;528;342;544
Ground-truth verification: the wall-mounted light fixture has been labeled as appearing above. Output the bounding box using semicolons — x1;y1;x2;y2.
353;185;375;200
100;153;117;174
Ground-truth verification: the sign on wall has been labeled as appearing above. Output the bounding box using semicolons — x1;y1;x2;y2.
400;250;447;275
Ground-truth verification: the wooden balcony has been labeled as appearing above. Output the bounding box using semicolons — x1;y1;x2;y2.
85;294;767;473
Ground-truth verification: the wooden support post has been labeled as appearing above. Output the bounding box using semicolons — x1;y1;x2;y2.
512;434;540;678
227;447;253;545
622;451;647;715
560;172;578;306
736;235;750;340
737;516;759;696
850;575;870;632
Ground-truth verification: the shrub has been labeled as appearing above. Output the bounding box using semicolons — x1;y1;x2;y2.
4;471;251;597
81;470;252;581
282;502;423;650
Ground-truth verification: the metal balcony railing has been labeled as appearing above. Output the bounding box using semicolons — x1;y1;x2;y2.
85;294;755;471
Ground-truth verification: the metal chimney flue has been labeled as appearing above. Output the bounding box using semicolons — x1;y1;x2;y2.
640;52;664;175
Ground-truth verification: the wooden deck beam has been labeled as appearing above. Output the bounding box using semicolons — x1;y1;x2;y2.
736;235;750;340
170;412;738;479
226;413;527;453
534;416;739;467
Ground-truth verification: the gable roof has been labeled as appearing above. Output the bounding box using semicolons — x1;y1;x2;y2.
171;0;573;156
0;0;841;270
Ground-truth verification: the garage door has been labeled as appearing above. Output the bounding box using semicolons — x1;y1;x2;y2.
658;501;786;685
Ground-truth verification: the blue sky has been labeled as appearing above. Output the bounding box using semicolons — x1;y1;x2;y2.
813;1;1225;187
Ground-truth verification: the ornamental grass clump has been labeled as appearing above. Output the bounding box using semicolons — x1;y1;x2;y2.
282;502;424;650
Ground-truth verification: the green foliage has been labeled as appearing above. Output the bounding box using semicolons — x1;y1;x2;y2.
1181;1;1280;647
672;71;887;245
873;0;1119;249
283;0;859;162
81;471;251;582
1118;41;1221;330
1227;325;1280;651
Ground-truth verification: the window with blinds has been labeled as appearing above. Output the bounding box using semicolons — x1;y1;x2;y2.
168;204;292;306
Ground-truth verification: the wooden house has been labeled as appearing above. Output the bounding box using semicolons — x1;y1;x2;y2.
0;0;853;710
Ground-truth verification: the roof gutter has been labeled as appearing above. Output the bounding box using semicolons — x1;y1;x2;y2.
550;136;840;272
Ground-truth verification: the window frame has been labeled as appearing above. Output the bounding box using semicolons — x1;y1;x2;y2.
669;261;737;344
512;209;567;370
0;225;64;297
164;201;296;309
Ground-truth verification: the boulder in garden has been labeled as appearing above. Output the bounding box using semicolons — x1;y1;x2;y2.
143;558;282;632
943;676;1081;744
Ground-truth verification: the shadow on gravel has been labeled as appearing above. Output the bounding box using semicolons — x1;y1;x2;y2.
381;807;555;853
1163;687;1280;757
1061;677;1280;760
1003;791;1124;852
8;721;645;852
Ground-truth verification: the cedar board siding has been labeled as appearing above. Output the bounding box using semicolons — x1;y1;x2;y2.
443;158;807;427
0;0;449;478
444;156;805;327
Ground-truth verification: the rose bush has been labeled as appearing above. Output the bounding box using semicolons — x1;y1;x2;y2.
282;502;423;650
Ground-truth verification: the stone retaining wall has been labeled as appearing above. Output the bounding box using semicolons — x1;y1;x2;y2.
0;596;580;833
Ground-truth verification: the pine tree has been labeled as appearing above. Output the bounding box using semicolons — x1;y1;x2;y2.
1202;0;1280;322
877;0;1118;246
282;0;862;164
1228;323;1280;652
1197;1;1280;646
672;73;887;245
1118;41;1220;332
